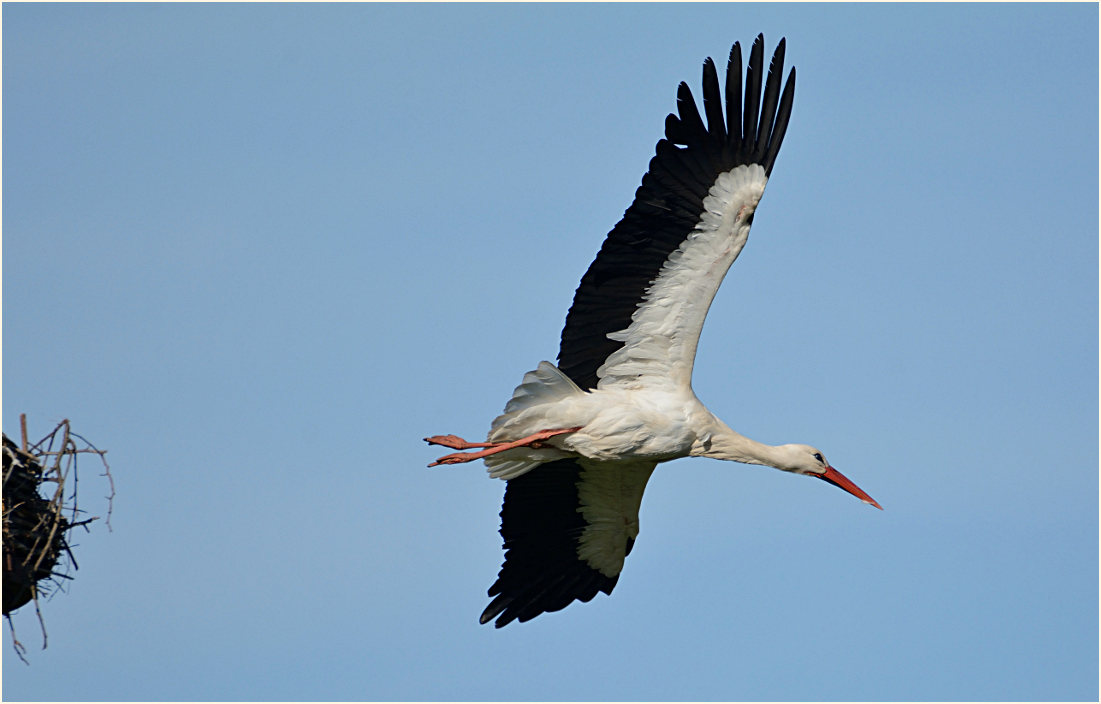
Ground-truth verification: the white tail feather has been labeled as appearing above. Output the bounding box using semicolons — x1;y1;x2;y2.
494;361;582;424
485;455;555;480
485;361;584;479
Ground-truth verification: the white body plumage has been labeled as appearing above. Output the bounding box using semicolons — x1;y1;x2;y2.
485;164;765;479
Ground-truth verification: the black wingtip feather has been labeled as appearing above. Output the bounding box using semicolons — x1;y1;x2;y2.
754;38;785;164
742;34;765;152
701;57;725;144
664;113;685;143
675;82;706;144
725;41;743;153
763;66;796;176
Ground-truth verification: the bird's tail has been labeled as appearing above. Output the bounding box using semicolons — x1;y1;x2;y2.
485;362;584;479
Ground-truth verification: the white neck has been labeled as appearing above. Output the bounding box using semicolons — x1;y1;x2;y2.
690;416;791;470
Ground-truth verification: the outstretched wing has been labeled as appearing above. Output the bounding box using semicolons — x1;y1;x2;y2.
557;35;795;392
481;459;655;628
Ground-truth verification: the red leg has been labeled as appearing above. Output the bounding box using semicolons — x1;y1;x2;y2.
423;434;495;450
427;427;582;467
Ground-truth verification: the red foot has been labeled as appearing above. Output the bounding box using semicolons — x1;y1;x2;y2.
426;427;582;467
423;434;493;450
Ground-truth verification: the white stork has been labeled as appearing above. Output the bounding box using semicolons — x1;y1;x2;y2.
426;35;880;628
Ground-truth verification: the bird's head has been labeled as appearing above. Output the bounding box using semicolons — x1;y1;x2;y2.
777;444;882;509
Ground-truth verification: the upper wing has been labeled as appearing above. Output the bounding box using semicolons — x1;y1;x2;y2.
557;35;795;392
481;459;656;628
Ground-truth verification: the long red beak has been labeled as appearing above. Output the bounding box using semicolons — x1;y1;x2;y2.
817;466;882;509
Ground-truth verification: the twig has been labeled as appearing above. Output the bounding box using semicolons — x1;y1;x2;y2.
5;614;29;665
68;429;113;531
32;594;48;651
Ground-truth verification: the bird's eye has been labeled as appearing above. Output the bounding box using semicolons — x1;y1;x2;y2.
813;452;824;463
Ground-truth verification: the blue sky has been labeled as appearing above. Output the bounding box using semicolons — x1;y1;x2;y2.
2;3;1096;701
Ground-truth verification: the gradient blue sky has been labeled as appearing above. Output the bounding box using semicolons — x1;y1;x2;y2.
3;3;1097;701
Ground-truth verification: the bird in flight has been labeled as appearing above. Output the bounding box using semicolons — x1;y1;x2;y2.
426;34;880;628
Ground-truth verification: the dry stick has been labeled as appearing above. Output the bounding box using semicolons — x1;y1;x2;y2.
5;614;29;665
69;430;114;529
32;592;47;651
31;423;70;579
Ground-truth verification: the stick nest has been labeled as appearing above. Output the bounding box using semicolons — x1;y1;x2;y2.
3;418;113;661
